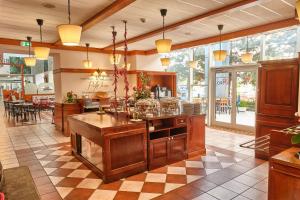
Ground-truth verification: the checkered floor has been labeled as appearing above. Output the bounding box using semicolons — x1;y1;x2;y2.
33;144;247;200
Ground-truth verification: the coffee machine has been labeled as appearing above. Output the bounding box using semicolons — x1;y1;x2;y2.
152;84;172;99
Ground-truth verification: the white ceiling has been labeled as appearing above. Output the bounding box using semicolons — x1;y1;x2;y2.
0;0;296;51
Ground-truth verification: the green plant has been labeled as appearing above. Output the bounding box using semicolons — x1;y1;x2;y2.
133;73;151;100
65;91;77;103
291;134;300;145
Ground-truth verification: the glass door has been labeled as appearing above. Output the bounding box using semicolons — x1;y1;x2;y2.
212;67;257;131
214;72;232;124
236;71;256;127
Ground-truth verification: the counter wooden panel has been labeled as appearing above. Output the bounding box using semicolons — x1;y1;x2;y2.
68;113;147;183
269;147;300;200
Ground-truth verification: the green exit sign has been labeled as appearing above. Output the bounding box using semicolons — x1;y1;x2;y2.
20;41;31;47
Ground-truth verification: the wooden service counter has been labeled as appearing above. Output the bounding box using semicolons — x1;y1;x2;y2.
68;112;205;183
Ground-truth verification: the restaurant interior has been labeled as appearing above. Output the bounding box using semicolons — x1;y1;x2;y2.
0;0;300;200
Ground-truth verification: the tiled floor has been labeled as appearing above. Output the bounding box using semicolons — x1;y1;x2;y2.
0;106;268;200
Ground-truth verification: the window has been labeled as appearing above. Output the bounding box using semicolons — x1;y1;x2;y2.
264;28;297;60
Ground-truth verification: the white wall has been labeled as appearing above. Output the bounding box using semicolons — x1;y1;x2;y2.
135;54;162;71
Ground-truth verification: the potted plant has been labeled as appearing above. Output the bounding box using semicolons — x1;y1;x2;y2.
64;91;78;103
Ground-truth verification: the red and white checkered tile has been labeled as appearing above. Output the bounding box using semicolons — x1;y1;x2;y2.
33;145;241;200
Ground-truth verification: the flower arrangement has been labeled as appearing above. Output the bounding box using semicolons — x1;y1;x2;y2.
65;91;78;103
133;72;151;100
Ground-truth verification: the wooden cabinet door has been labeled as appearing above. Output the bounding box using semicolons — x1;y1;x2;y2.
168;134;187;164
149;138;169;170
187;115;205;157
257;59;298;117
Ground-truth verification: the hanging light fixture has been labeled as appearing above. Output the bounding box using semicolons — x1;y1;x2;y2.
83;43;92;68
24;36;36;67
213;24;227;62
187;49;198;68
57;0;82;46
160;57;170;66
296;1;300;21
155;9;172;53
241;36;253;64
109;54;121;65
34;19;50;60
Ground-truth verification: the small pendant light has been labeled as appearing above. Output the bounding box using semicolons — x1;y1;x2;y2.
296;0;300;21
160;57;170;66
83;43;92;68
24;36;36;67
213;24;227;62
34;19;50;60
57;0;82;46
241;36;253;64
187;49;198;68
155;9;172;54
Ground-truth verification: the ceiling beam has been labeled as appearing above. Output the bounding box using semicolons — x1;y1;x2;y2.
103;0;264;49
144;18;299;54
54;0;136;45
0;38;146;55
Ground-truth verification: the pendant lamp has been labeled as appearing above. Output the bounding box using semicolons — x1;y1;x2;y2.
57;0;82;46
122;63;131;70
296;0;300;21
109;54;121;65
241;36;253;64
34;19;50;60
155;9;172;53
24;36;36;67
160;57;170;66
213;24;227;62
83;43;92;68
188;49;198;68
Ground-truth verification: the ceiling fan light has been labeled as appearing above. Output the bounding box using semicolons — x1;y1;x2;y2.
57;24;82;46
241;52;253;64
160;57;170;66
34;47;50;60
83;60;92;68
213;50;227;62
187;60;198;68
109;54;122;65
155;39;172;53
24;57;36;67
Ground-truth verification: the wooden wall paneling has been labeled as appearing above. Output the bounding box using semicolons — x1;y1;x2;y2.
187;115;206;158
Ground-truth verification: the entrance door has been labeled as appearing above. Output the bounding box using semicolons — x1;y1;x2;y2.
212;67;257;131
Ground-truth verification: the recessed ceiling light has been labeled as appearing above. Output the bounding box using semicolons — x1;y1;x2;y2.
184;32;192;36
41;2;56;9
140;18;146;23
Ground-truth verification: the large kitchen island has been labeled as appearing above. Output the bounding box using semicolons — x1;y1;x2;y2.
68;112;205;183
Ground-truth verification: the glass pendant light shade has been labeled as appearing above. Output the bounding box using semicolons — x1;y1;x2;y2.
213;24;227;62
34;47;50;60
297;0;300;21
57;24;82;46
241;52;253;64
35;19;50;60
155;9;172;54
213;50;227;62
93;71;99;77
160;57;170;66
155;39;172;53
83;60;92;68
187;60;198;68
100;71;108;77
24;57;36;67
109;54;121;65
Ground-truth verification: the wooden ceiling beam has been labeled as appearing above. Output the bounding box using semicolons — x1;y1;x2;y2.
54;0;136;45
103;0;264;49
0;38;146;55
144;18;299;54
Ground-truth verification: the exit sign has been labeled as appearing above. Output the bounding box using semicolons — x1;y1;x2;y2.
20;41;31;47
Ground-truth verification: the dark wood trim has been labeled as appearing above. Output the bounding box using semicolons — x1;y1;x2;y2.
104;0;260;49
145;18;299;54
